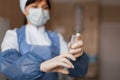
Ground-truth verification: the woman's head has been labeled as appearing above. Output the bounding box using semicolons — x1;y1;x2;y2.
25;0;50;10
20;0;50;14
20;0;50;27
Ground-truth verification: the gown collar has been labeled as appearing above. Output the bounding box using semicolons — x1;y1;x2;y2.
26;24;46;34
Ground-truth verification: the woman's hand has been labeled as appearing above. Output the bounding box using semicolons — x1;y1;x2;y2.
40;33;83;74
40;53;76;74
68;33;84;58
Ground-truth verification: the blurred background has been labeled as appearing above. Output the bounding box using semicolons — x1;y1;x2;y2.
0;0;120;80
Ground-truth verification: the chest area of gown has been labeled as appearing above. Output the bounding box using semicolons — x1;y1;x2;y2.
20;40;55;60
17;26;60;60
26;28;51;46
31;45;53;60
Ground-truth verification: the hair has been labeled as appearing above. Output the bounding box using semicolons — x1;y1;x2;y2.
25;0;51;9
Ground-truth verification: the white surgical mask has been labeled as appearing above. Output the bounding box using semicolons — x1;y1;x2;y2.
27;8;50;27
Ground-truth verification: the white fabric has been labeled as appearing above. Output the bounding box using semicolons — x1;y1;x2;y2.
1;29;19;52
19;0;27;13
58;33;68;53
26;24;51;46
1;24;68;53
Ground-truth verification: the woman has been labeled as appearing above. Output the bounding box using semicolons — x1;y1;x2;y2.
0;0;89;80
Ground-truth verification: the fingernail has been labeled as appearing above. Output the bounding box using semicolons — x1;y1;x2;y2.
73;58;76;61
72;66;74;69
71;45;75;49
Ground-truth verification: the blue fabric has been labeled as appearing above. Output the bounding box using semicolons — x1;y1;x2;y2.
0;49;45;80
68;52;89;77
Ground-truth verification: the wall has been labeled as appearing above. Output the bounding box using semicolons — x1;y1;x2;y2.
99;5;120;80
101;6;120;22
0;0;24;28
0;0;24;46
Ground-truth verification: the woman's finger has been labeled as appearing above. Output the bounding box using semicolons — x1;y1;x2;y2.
69;48;82;55
74;48;84;58
73;51;83;58
76;33;81;41
61;53;76;61
59;58;74;68
57;68;69;74
57;61;72;68
71;40;84;49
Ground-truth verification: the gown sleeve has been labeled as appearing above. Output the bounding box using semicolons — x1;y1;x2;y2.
0;30;45;80
68;52;89;77
0;49;45;80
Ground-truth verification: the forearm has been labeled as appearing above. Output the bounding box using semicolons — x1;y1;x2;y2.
0;49;45;80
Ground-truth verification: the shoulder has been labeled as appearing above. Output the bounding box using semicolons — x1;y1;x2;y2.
47;30;58;36
46;30;59;40
47;30;64;39
4;28;17;38
1;28;19;52
16;26;25;34
3;26;26;39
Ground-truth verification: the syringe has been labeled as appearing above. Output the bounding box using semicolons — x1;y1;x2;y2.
70;33;80;44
